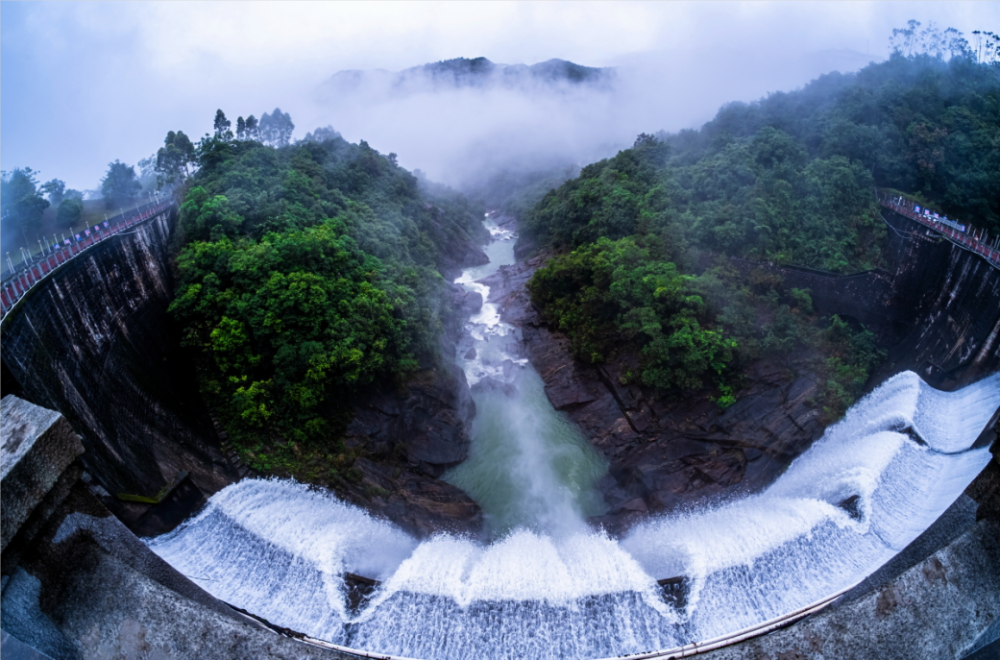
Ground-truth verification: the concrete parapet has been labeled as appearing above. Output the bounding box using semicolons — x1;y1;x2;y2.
1;395;84;553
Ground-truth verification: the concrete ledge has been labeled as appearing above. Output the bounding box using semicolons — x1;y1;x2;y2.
1;395;84;552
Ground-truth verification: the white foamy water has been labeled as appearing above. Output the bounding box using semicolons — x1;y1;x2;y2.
147;371;997;658
146;214;1000;659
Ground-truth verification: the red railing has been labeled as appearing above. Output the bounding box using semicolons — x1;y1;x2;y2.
1;200;175;321
877;192;1000;268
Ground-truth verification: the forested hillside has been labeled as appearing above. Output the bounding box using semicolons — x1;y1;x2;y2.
168;125;484;473
523;46;999;419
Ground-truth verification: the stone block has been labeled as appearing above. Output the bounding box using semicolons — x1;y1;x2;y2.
1;395;84;552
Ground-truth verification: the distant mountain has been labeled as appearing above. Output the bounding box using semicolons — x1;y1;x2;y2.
322;57;616;98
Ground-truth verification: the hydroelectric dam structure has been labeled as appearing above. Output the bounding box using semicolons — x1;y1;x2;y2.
1;198;999;660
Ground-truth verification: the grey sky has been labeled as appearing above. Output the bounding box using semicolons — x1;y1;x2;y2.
2;1;996;191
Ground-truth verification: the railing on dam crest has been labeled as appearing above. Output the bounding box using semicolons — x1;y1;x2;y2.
877;190;1000;268
0;200;175;322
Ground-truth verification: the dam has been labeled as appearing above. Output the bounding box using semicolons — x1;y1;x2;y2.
1;202;999;659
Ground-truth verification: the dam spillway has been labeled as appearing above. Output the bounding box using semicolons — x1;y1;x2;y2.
145;215;1000;660
146;371;999;659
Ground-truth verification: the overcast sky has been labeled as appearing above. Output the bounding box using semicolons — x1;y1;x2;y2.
2;1;997;191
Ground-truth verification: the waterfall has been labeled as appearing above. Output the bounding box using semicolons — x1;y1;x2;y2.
147;215;999;660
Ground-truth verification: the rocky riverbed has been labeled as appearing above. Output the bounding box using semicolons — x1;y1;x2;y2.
481;250;829;534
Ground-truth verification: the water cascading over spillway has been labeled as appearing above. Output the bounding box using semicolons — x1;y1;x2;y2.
147;216;1000;660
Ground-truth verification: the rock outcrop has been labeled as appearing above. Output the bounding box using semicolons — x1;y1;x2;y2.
487;257;825;533
340;362;483;537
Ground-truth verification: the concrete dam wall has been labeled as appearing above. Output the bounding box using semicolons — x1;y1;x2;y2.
734;208;1000;390
0;207;237;503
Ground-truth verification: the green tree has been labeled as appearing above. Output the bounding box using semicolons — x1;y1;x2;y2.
259;108;294;147
101;160;142;209
137;155;158;192
167;125;484;473
213;109;232;139
41;179;66;205
1;168;50;235
170;218;413;444
156;130;195;186
245;115;259;141
56;197;84;227
530;237;736;391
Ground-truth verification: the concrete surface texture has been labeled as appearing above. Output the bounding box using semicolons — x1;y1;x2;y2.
1;395;84;552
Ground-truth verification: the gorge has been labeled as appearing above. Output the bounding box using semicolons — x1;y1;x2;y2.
144;214;1000;659
1;200;998;660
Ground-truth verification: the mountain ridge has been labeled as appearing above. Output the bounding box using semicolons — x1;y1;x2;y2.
323;56;616;96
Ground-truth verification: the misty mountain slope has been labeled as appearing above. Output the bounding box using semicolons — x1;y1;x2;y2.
167;130;488;509
520;48;1000;428
314;56;625;193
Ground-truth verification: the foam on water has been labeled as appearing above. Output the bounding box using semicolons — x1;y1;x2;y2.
453;216;517;351
147;479;417;636
146;214;1000;659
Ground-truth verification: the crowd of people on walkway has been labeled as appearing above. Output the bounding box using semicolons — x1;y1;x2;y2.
878;193;1000;268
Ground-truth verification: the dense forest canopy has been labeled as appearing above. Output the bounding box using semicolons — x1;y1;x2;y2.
168;121;484;473
523;34;999;419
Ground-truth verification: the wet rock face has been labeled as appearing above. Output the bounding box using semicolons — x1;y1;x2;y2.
483;257;816;533
514;291;825;533
340;299;484;537
429;219;490;284
346;364;476;472
342;457;482;538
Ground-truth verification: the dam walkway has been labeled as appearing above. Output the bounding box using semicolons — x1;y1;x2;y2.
877;191;1000;268
0;199;175;322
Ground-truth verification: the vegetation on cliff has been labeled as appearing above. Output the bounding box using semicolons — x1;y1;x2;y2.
168;122;483;474
525;30;999;419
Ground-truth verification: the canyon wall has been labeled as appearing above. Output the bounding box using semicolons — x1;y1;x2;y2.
0;206;486;538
